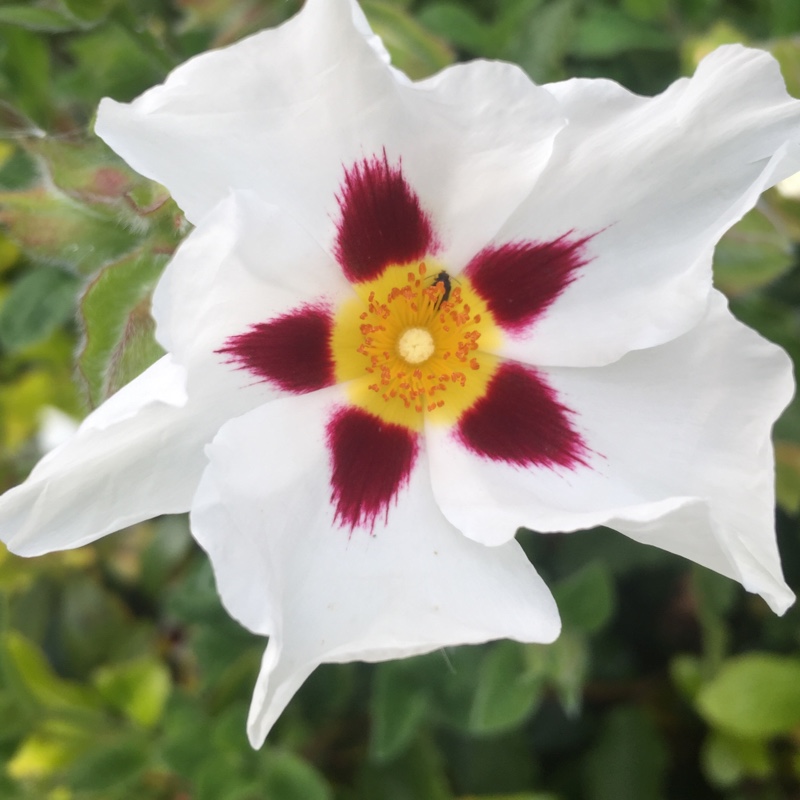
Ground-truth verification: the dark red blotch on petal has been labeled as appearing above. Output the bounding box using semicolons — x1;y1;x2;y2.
219;304;335;394
327;406;419;531
465;234;593;333
334;151;436;283
457;362;588;470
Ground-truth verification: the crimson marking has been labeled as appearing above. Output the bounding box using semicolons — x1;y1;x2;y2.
465;234;593;333
456;362;588;469
327;406;419;531
334;152;436;283
219;304;334;394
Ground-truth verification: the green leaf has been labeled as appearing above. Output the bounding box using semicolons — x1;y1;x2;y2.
0;267;80;351
0;631;100;713
772;38;800;99
691;565;735;671
713;206;794;297
0;187;141;275
571;8;673;58
0;5;85;33
701;731;771;789
58;577;132;675
670;655;704;701
552;561;615;634
261;750;332;800
513;0;575;83
1;28;52;126
776;441;800;514
470;795;561;800
370;661;430;761
582;706;668;800
362;1;453;79
93;657;172;728
66;739;150;791
357;736;451;800
469;641;542;735
525;631;589;716
61;0;117;23
62;22;170;104
416;3;489;54
76;249;167;406
7;722;93;780
697;654;800;739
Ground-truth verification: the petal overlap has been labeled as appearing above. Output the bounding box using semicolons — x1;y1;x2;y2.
191;387;561;747
95;0;566;269
493;45;800;367
428;292;793;612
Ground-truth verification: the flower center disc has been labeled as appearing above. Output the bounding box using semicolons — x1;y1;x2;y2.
331;262;503;430
397;327;435;364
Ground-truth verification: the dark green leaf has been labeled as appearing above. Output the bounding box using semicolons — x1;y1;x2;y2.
582;706;668;800
0;267;80;351
469;641;542;735
714;207;794;296
67;739;149;791
261;751;332;800
525;632;589;716
370;661;430;761
1;28;52;126
416;3;489;54
553;561;615;634
571;8;674;58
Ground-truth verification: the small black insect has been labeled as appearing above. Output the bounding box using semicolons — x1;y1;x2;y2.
430;270;453;307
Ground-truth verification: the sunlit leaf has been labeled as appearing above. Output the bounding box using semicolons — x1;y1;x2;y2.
0;630;101;712
701;730;771;789
93;656;171;728
697;654;800;738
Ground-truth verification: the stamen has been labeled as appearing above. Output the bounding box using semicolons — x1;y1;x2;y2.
342;260;493;424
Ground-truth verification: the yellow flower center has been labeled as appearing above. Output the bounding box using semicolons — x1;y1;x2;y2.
331;261;501;430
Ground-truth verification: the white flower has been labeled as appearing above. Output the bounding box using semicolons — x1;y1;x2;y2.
2;0;799;747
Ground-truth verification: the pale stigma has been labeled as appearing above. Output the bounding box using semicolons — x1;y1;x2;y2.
397;327;435;364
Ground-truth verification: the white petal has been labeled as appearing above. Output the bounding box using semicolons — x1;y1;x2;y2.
190;387;560;747
428;292;793;613
152;190;350;392
495;45;800;367
0;357;198;555
94;0;565;267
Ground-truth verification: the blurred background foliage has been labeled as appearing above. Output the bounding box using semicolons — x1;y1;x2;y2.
0;0;799;798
